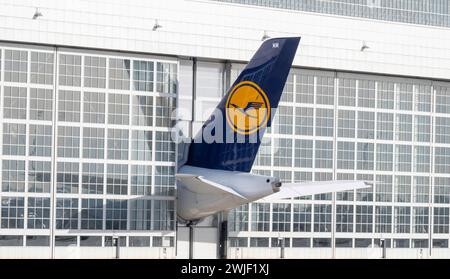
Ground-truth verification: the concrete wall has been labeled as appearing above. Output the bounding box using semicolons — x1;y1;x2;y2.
177;226;218;259
0;247;175;259
0;0;449;80
228;247;450;259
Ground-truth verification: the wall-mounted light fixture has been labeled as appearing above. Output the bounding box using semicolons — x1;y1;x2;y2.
32;7;43;20
360;41;370;51
152;19;162;31
261;30;270;41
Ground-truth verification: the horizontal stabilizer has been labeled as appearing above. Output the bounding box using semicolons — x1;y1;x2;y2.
258;180;371;202
176;173;247;200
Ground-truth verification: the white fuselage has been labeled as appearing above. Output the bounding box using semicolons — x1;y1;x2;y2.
176;165;280;222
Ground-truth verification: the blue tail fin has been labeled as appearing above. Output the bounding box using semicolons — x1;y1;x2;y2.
186;37;300;172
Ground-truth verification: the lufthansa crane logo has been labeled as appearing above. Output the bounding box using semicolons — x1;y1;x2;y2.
226;81;270;135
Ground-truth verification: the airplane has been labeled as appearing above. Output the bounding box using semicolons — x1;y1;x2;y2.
176;36;370;223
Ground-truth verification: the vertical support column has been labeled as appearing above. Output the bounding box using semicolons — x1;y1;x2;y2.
189;58;197;260
50;46;59;259
279;237;285;259
331;72;338;259
116;241;120;259
175;58;195;258
224;61;231;95
218;211;228;259
191;57;197;134
189;223;194;259
373;80;378;253
381;238;386;259
0;48;3;251
113;236;120;259
429;83;435;257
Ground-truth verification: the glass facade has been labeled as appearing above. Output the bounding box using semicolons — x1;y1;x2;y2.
213;0;450;28
229;65;450;250
0;45;177;251
1;42;450;257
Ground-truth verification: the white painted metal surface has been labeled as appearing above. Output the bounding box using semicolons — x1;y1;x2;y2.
227;247;450;259
0;247;175;259
176;225;218;259
259;180;370;201
177;165;277;221
0;0;449;80
177;165;370;221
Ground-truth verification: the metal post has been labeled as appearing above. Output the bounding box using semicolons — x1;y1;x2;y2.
188;222;194;259
381;239;386;259
279;238;285;259
113;237;120;259
218;211;229;259
219;220;228;259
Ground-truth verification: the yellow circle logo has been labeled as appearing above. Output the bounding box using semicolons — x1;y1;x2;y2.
226;81;270;135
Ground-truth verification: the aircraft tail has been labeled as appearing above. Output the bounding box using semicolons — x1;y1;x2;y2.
186;37;300;172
